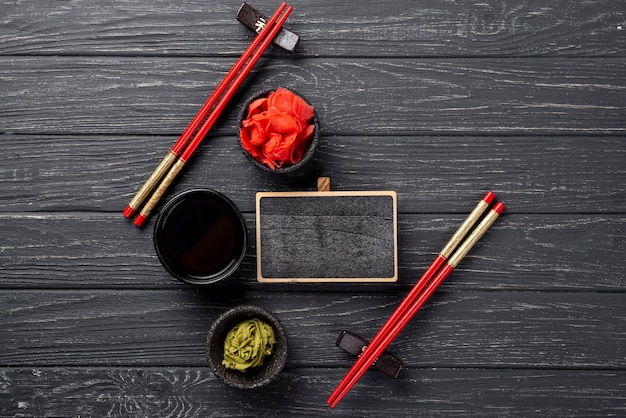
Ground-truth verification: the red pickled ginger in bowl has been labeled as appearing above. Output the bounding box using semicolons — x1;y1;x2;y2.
240;88;317;171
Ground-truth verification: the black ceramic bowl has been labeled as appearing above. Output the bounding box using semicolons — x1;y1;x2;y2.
153;189;247;285
239;88;319;174
206;305;288;389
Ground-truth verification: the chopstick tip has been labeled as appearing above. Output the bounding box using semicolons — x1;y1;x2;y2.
493;201;506;214
122;205;136;219
482;191;496;205
134;214;147;228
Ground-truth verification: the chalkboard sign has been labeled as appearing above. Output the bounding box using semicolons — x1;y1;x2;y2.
256;191;398;282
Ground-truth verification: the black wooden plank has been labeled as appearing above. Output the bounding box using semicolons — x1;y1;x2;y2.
1;290;624;368
1;135;624;214
2;58;625;135
1;367;624;417
0;214;623;291
1;0;624;58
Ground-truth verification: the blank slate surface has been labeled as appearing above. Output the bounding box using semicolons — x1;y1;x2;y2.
256;191;397;282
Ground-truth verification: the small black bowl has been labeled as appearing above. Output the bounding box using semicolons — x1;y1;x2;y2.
239;88;319;174
206;305;288;389
153;189;247;285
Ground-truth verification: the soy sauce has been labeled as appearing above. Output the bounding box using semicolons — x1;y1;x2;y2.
154;189;247;284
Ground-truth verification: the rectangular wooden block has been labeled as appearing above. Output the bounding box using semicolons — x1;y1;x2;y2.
256;191;398;282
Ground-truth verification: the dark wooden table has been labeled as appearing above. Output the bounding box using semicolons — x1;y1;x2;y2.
1;1;625;416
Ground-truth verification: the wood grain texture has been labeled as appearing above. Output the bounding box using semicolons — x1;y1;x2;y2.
0;290;624;368
1;368;625;417
1;58;625;135
0;134;624;213
1;0;624;415
0;214;623;290
1;0;624;57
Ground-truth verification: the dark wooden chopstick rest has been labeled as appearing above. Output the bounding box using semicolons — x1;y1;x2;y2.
336;330;402;379
237;2;300;52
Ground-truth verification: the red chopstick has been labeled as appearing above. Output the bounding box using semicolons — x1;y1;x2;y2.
327;197;505;408
123;2;291;221
330;192;494;386
370;192;495;342
133;4;293;227
326;191;494;406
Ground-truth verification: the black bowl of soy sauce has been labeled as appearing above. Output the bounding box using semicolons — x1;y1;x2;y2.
154;189;247;285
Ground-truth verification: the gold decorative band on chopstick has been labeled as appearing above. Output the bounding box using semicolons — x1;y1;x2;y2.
127;151;178;212
448;208;501;268
138;159;187;219
439;199;491;259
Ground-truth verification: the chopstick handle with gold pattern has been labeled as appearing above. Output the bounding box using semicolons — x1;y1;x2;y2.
133;159;187;227
122;152;178;219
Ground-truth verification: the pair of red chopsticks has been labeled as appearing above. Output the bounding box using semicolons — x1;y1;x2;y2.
123;3;293;227
327;192;505;408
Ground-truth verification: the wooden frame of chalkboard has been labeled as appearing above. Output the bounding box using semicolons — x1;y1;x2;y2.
256;191;398;283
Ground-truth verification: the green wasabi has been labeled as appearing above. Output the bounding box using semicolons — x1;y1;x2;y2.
222;318;276;372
